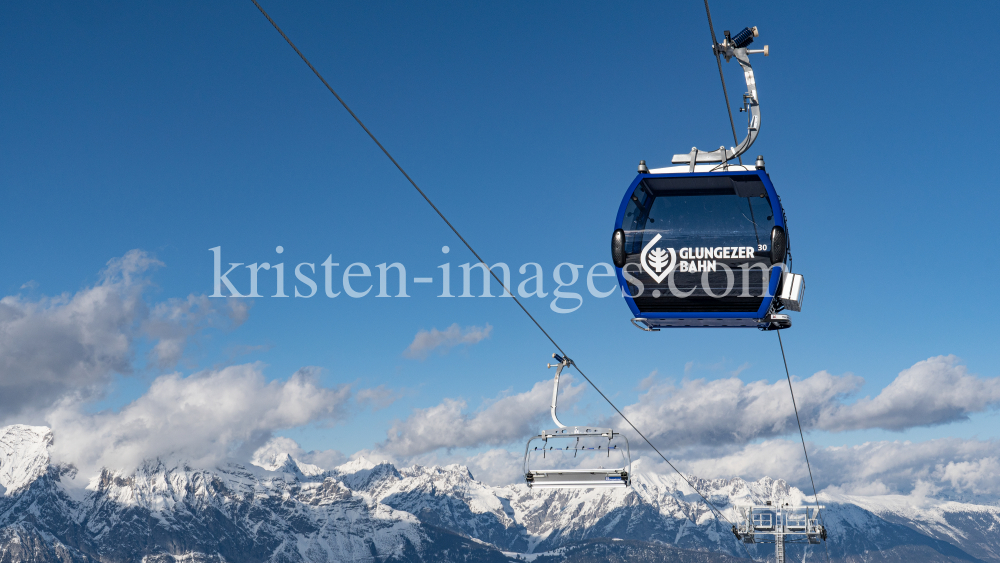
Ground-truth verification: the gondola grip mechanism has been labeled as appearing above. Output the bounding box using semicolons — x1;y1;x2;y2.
672;25;766;166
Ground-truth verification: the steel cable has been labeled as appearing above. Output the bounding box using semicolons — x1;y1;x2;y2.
778;331;833;563
702;0;742;165
702;4;827;556
249;1;756;558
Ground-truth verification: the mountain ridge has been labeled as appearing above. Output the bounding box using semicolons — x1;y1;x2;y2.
0;424;996;562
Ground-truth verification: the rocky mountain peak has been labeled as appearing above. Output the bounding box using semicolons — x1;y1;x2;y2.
335;455;377;474
0;424;52;495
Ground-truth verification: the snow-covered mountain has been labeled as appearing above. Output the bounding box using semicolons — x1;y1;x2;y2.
0;424;996;562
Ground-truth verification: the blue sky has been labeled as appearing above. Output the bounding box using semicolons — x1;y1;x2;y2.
2;0;999;490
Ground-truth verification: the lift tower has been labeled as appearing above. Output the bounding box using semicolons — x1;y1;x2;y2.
733;502;826;563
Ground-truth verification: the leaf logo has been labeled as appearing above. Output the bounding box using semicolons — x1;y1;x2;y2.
640;234;676;283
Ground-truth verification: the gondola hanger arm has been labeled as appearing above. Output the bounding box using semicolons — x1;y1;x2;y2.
672;26;768;168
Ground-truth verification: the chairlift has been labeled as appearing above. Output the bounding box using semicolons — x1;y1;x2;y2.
523;354;631;489
609;27;804;331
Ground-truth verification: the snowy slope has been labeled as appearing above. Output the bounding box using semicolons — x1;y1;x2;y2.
0;425;51;495
831;492;1000;561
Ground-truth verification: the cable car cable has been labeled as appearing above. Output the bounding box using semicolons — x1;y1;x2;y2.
248;0;566;355
778;331;832;563
248;2;757;558
569;362;756;560
702;0;741;164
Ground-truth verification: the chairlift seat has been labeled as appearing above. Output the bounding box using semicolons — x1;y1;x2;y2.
526;468;629;489
524;424;631;489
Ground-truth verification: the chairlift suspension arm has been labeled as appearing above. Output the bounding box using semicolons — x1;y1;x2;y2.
548;354;571;428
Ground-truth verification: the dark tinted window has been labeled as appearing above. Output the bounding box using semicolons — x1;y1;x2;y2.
620;175;778;312
627;177;775;252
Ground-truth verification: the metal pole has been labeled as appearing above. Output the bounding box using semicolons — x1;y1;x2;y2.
775;508;785;563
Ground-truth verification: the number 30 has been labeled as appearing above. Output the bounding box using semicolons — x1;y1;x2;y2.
758;244;768;251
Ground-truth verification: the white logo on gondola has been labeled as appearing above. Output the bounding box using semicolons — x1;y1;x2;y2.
640;234;677;283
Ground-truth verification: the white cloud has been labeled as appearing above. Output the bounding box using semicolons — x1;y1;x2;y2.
675;437;1000;500
818;355;1000;431
403;323;492;359
611;356;1000;448
47;363;350;479
0;251;154;418
251;436;346;471
379;378;583;457
613;370;862;448
939;457;1000;495
351;356;1000;494
465;448;526;486
356;384;403;411
679;439;813;486
636;370;657;391
816;438;1000;498
143;294;248;368
300;448;350;470
250;436;304;470
0;250;247;420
